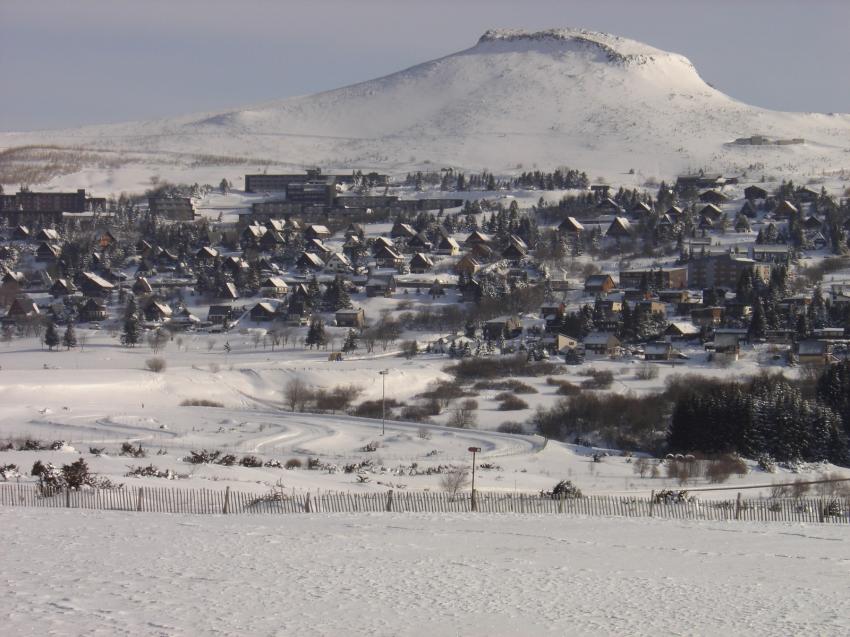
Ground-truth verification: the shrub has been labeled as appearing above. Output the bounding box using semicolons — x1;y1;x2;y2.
217;454;237;466
352;399;404;419
635;364;659;381
473;380;538;394
400;405;432;422
580;370;614;389
145;357;167;373
186;449;220;464
417;426;432;440
239;455;263;468
284;458;302;469
418;381;472;408
447;354;560;380
497;421;526;434
542;479;582;499
496;395;529;411
361;440;380;452
119;442;146;458
439;466;470;498
757;454;777;473
546;377;581;396
180;398;224;407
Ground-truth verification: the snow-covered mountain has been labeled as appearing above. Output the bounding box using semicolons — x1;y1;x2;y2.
3;28;850;190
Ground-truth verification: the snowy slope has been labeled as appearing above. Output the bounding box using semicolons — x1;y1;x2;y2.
3;28;850;191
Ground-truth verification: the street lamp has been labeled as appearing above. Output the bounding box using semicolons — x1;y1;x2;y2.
468;446;481;511
379;369;389;435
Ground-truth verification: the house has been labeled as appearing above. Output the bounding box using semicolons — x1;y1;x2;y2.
772;200;798;219
409;253;435;274
304;224;331;241
305;238;332;260
132;276;153;296
637;299;667;317
664;321;700;341
455;254;481;276
12;225;30;241
699;204;723;221
195;246;219;265
335;307;366;328
35;228;61;243
324;253;354;274
714;329;746;358
297;251;326;271
435;236;461;256
583;332;621;357
240;224;266;249
596;198;624;214
699;190;728;205
803;215;823;231
606;217;632;238
259;230;285;251
407;232;433;252
691;306;725;328
584;274;616;295
644;341;675;361
795;340;834;366
218;281;239;301
50;278;76;298
374;245;404;269
555;333;580;354
752;244;791;264
207;305;236;326
629;201;652;218
36;242;61;262
148;197;195;221
344;223;365;239
558;216;585;235
501;235;528;261
250;302;278;322
371;236;396;255
470;243;494;261
5;297;39;322
78;272;114;298
144;299;173;323
365;275;396;298
390;222;416;239
79;298;108;322
260;277;289;298
464;230;492;246
796;187;820;203
483;316;523;341
744;185;768;200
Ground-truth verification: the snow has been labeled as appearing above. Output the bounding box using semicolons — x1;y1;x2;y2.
2;508;848;636
3;29;849;193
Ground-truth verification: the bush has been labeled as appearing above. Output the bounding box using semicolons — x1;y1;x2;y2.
119;442;146;458
542;479;582;499
546;377;581;396
352;399;404;419
473;379;538;394
497;421;526;434
400;405;432;422
496;395;529;411
439;466;470;498
217;454;237;466
239;455;263;468
284;458;302;469
635;364;659;381
145;357;167;373
447;353;560;380
186;449;220;464
180;398;224;407
580;369;614;389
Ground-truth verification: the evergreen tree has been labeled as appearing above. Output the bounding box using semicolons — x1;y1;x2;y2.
44;321;60;351
122;314;141;347
305;318;328;349
748;297;767;340
342;329;359;353
62;323;77;350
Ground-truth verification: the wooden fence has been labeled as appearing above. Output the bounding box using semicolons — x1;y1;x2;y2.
1;484;848;523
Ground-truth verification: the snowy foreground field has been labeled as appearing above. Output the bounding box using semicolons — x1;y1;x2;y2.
2;508;848;637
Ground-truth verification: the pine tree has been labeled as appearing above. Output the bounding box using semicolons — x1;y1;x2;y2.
342;329;359;353
62;323;77;350
748;297;767;340
44;321;60;351
122;315;140;347
305;318;327;349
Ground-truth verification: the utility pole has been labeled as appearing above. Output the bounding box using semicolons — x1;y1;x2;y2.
379;369;389;435
468;446;481;511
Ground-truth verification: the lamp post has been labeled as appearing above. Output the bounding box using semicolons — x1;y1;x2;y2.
379;369;389;435
468;446;481;511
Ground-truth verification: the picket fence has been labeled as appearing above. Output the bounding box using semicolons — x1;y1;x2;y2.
1;483;849;524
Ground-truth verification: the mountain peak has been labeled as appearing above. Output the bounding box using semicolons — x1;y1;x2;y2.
476;28;689;68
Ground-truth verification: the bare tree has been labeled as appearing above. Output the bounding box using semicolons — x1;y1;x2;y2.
448;399;478;429
283;378;313;412
440;466;470;499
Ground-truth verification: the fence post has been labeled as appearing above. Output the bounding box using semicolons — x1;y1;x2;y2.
649;490;655;517
136;487;144;512
385;489;393;512
304;491;312;513
65;488;71;508
559;489;564;514
222;486;230;514
734;492;742;520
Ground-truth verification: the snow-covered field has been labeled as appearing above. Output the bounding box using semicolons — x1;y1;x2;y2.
2;508;848;636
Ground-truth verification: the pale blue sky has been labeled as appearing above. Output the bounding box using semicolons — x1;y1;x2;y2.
1;0;848;131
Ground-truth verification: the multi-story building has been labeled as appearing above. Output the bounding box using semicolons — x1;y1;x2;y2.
619;266;688;290
687;254;770;289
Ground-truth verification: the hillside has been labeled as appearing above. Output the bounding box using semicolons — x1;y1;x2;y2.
2;28;850;191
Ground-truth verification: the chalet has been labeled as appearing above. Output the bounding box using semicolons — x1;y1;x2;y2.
714;329;746;358
657;289;690;304
752;244;791;264
408;232;433;252
765;329;794;344
555;333;580;354
207;305;236;326
365;275;396;298
596;198;624;214
409;253;435;274
455;254;480;277
218;282;239;300
241;225;267;249
795;340;834;366
691;306;725;328
435;236;461;256
644;341;675;361
304;224;331;241
297;251;325;271
606;217;632;238
260;277;289;298
264;219;286;233
222;256;248;276
148;197;195;221
371;236;395;255
744;185;768;200
699;190;727;205
95;231;117;250
50;278;76;298
250;302;278;322
129;277;152;296
583;332;620;357
558;216;585;235
5;297;39;322
637;300;667;317
79;272;114;298
470;243;493;260
629;201;652;218
12;225;30;241
343;234;364;254
335;307;366;328
699;204;723;221
324;253;354;274
676;174;725;191
374;245;404;269
35;228;61;243
259;230;285;251
501;235;528;261
36;242;61;262
483;316;523;341
803;215;823;230
0;272;25;307
79;298;108;322
143;299;173;323
666;206;684;220
196;246;219;264
390;222;416;240
772;200;798;219
664;321;700;341
464;230;492;246
305;238;332;260
796;187;819;203
584;274;615;295
169;308;201;330
344;223;365;239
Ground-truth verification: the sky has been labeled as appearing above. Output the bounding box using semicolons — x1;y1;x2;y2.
1;0;849;132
